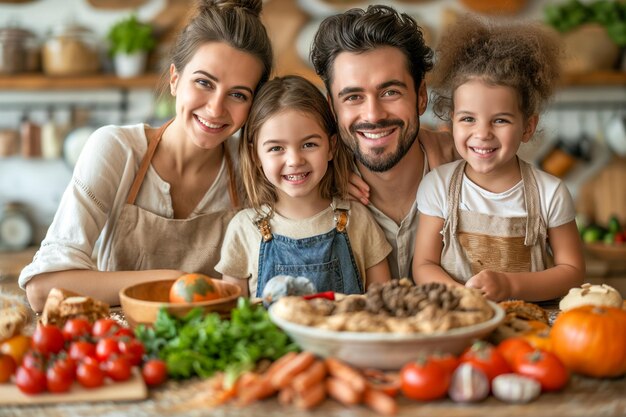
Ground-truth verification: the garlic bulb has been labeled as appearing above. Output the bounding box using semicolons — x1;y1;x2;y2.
448;363;490;403
492;374;541;403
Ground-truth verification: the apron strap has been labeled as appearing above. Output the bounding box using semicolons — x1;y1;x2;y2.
126;119;173;205
519;158;542;246
445;161;466;236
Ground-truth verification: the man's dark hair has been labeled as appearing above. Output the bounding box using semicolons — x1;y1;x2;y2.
310;5;433;96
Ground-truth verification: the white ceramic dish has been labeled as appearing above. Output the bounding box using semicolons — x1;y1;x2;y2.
269;300;505;370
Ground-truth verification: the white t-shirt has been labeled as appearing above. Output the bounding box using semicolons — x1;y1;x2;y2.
215;199;392;295
19;123;240;288
417;160;576;228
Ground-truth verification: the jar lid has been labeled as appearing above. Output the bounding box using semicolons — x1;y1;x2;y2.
49;22;96;38
0;26;36;42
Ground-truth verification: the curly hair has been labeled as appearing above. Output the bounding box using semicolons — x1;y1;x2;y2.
430;16;561;121
310;5;433;97
240;75;352;215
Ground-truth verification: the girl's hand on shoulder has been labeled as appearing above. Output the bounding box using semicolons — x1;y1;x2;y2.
348;173;370;205
465;270;511;301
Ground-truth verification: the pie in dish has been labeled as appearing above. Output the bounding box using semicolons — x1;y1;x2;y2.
271;280;495;334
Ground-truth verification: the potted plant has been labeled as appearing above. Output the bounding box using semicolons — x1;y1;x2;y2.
544;0;626;73
107;14;156;78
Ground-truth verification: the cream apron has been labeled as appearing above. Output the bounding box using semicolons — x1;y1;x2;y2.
440;159;550;283
106;120;239;278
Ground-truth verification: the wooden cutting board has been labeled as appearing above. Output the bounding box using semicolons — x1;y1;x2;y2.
0;368;147;405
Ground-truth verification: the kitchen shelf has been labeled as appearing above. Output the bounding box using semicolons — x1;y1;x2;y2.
0;73;161;90
561;71;626;87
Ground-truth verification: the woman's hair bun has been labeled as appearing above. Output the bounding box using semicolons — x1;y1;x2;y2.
201;0;263;17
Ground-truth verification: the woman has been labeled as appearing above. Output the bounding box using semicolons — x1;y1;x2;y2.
19;0;273;312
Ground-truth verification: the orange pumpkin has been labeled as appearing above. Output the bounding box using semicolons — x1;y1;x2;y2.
168;273;221;304
522;328;553;353
551;305;626;378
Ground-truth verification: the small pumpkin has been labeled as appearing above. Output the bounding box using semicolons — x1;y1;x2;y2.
168;273;221;304
522;328;553;353
551;305;626;378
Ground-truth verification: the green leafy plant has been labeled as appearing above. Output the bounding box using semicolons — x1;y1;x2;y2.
545;0;626;46
107;14;156;55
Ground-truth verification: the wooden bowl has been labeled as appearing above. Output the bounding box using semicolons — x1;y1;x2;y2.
585;243;626;262
119;279;241;328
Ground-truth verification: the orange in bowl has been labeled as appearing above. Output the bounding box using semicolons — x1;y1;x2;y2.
169;273;221;304
119;278;241;328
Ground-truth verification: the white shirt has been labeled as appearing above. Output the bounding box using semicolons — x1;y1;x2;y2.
417;160;576;228
19;124;239;288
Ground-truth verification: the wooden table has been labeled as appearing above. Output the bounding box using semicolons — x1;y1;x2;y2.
1;373;625;417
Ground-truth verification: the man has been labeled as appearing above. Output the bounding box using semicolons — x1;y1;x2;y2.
310;5;458;279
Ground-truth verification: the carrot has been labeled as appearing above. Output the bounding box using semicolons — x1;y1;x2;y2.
325;357;367;393
363;387;398;416
278;386;295;405
326;376;362;405
294;381;327;410
292;360;327;394
271;351;316;389
236;375;276;406
235;371;260;393
264;351;298;381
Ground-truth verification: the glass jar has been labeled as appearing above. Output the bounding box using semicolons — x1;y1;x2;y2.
0;25;40;74
42;23;100;76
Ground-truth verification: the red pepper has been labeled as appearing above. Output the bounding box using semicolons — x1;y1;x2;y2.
302;291;335;301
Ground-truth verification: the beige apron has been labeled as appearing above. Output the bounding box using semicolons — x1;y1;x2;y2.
440;159;550;283
106;120;239;278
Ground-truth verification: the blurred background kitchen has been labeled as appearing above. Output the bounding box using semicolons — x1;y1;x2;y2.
1;0;625;295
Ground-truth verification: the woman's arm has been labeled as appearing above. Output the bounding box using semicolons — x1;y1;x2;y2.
466;221;585;301
365;258;391;289
25;268;185;312
412;213;461;287
222;274;250;298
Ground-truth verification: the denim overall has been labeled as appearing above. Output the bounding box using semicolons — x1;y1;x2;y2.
255;201;364;297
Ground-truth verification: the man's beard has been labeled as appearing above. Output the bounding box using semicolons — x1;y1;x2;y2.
339;117;420;173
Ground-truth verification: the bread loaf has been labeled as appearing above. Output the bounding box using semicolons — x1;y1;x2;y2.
41;288;109;327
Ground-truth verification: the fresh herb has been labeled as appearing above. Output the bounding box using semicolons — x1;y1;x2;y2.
545;0;626;46
135;297;298;379
106;14;156;55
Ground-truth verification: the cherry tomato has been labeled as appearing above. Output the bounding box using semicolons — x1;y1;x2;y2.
429;352;460;376
46;363;74;393
363;369;401;397
62;318;93;342
22;349;47;371
32;324;65;355
0;353;17;383
514;350;569;392
68;340;97;362
49;354;77;380
92;319;120;339
114;327;135;339
0;334;32;364
496;338;534;368
142;359;167;386
96;337;121;362
400;358;450;401
460;341;511;382
118;338;145;366
77;360;105;388
15;365;47;395
104;356;132;381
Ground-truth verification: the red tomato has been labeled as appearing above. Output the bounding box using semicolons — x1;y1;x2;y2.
68;340;97;362
400;359;450;401
114;327;135;339
497;338;534;368
514;350;569;392
15;365;47;395
92;318;120;339
22;349;47;371
0;353;17;383
46;364;74;393
96;337;121;361
32;324;65;355
118;338;145;366
142;359;168;386
429;352;460;376
460;341;511;382
363;369;401;397
49;355;77;380
62;318;93;342
104;356;132;381
77;360;105;388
